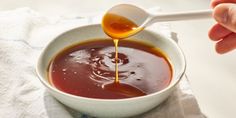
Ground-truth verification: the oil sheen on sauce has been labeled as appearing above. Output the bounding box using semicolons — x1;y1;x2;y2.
48;39;172;99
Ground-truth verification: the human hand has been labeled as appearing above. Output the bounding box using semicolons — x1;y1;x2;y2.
209;0;236;54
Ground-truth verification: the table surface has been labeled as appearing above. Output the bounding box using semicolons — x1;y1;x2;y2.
1;0;236;118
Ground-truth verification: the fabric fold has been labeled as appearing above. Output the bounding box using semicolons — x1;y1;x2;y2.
0;8;204;118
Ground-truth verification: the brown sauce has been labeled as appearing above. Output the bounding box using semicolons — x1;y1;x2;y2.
48;39;172;99
102;13;140;39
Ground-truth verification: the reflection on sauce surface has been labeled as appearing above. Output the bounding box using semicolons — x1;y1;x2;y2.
48;39;172;99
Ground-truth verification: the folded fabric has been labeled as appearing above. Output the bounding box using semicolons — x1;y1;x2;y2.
0;8;205;118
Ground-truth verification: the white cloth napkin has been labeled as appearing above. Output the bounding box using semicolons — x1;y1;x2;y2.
0;8;205;118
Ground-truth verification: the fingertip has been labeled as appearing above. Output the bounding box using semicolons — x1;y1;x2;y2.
215;33;236;54
211;0;218;8
211;0;222;8
208;30;217;41
213;3;230;24
215;42;227;54
211;0;236;8
208;25;219;41
208;23;232;41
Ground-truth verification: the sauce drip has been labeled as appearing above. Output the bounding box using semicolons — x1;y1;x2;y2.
102;13;145;93
113;39;119;83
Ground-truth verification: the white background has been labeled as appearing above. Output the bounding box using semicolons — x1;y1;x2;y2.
1;0;236;118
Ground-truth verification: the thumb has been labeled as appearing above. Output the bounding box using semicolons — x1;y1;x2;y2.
213;3;236;33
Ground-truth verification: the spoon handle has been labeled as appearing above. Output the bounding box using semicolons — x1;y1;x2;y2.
148;9;212;23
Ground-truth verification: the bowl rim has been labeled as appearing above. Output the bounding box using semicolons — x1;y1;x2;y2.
36;24;186;102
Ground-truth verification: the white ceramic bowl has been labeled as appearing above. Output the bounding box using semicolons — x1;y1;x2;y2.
36;24;186;118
